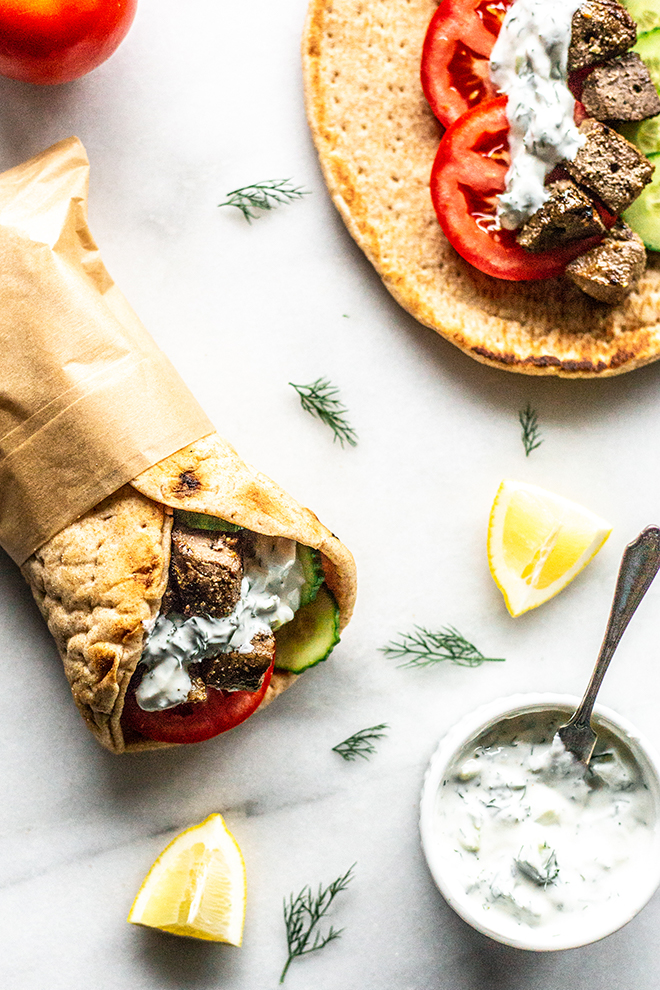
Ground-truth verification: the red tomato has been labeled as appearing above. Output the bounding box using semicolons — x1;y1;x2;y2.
0;0;137;85
421;0;513;129
121;662;275;745
430;97;606;281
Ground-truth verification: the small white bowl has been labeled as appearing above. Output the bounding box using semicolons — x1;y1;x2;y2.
420;693;660;951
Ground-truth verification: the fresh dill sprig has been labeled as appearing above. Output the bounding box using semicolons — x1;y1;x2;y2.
382;625;506;669
218;179;309;222
289;377;357;447
332;724;389;762
280;865;355;983
519;403;543;457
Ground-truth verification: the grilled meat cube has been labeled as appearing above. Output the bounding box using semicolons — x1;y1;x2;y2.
568;0;637;72
516;180;605;252
565;119;654;213
200;632;275;693
169;522;244;618
581;53;660;122
566;220;646;302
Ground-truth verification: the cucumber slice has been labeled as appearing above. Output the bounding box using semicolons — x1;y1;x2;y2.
623;152;660;248
298;545;324;606
174;509;243;532
274;585;340;673
618;115;660;156
624;0;660;35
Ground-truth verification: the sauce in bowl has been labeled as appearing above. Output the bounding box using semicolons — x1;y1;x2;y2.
420;696;660;950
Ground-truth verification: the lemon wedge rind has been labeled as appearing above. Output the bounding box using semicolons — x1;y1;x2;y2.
127;813;246;945
488;479;612;617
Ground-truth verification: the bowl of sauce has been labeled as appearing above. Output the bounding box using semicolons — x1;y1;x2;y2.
420;693;660;950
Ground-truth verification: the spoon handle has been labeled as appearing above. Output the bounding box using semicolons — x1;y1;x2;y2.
568;526;660;732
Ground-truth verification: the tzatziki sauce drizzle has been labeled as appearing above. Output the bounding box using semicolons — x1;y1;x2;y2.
135;534;305;712
489;0;585;230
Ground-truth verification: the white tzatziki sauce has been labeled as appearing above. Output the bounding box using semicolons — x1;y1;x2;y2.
489;0;585;229
435;712;656;941
135;534;305;712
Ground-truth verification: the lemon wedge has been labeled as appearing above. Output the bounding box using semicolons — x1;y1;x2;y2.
127;813;246;945
488;480;611;617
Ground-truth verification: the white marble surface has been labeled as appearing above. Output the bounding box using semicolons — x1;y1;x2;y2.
2;1;660;987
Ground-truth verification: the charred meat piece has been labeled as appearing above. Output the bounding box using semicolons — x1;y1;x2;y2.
198;633;276;693
568;0;637;72
581;53;660;122
160;580;181;615
169;522;244;619
566;220;646;302
516;180;605;252
565;119;654;213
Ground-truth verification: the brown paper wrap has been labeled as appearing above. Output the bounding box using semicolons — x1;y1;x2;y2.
9;139;357;753
0;137;214;565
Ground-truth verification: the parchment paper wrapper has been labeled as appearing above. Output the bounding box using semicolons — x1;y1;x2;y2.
10;138;357;753
0;136;214;566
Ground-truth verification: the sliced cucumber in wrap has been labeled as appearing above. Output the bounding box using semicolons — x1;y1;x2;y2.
174;509;243;532
274;585;340;672
298;544;324;606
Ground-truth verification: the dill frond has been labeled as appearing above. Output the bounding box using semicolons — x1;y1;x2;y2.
280;865;355;983
219;179;309;222
332;724;389;762
382;625;506;668
289;377;357;447
519;403;543;456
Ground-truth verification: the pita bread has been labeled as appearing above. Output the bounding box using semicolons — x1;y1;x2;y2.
302;0;660;377
21;433;356;753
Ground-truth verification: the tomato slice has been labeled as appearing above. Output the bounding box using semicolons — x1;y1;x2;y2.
121;662;274;745
421;0;513;129
430;97;606;281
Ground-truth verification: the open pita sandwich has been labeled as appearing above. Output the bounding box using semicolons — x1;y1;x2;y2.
303;0;660;377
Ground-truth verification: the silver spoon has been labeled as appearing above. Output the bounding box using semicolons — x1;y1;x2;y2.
557;525;660;765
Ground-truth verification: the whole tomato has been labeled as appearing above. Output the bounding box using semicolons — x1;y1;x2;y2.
0;0;138;85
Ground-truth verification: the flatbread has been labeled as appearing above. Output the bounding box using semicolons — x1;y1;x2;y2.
21;433;356;753
303;0;660;377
